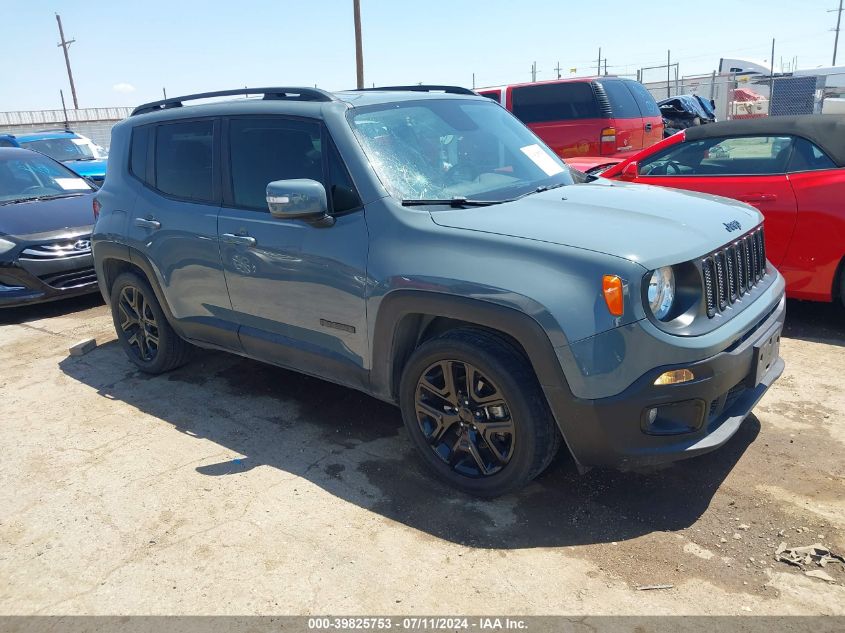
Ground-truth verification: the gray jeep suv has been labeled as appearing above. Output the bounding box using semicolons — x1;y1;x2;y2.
92;86;785;497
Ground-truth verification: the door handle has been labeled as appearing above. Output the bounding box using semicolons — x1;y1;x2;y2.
738;193;777;203
221;233;257;247
134;218;161;230
645;123;653;132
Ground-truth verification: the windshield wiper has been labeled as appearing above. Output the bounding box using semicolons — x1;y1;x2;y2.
0;193;85;206
401;196;506;208
514;182;568;200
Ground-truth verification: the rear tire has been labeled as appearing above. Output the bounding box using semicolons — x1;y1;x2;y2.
399;328;561;498
109;272;191;374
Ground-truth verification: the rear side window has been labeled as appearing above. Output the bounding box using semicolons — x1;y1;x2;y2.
478;91;501;103
155;120;214;202
129;126;149;181
598;80;640;119
511;82;600;123
787;137;837;172
229;117;322;211
624;80;661;117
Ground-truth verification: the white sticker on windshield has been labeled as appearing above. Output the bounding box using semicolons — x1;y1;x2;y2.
55;177;88;190
520;144;564;176
71;138;89;146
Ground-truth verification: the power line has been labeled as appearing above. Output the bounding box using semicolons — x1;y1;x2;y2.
55;13;78;109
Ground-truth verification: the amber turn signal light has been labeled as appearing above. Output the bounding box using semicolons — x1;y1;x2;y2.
602;275;624;317
654;369;695;386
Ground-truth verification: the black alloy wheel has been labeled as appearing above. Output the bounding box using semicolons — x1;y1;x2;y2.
117;285;160;362
415;359;516;477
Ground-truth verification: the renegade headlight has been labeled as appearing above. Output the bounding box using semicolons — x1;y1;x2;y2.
647;266;675;320
0;238;16;255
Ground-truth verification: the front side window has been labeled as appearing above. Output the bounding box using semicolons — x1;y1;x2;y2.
349;99;574;202
155;120;214;202
0;152;94;204
229;118;322;211
639;135;794;176
20;136;96;162
511;82;600;123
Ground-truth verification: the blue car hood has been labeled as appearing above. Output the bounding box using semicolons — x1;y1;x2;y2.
0;193;95;239
62;158;107;180
428;180;762;270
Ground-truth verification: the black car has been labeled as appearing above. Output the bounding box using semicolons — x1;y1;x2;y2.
0;147;99;307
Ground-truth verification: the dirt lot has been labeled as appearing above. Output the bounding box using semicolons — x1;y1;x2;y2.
0;295;843;615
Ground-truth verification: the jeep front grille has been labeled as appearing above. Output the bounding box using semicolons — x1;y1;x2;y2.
702;228;766;318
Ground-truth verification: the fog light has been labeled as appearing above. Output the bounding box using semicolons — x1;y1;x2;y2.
654;369;695;386
647;408;658;424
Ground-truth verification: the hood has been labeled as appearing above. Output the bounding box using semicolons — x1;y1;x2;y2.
0;193;95;240
428;180;761;270
62;158;107;179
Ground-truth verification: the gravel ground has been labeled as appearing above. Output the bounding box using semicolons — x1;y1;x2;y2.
0;295;843;615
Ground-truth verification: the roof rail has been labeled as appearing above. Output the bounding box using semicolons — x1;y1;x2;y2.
131;87;337;116
353;85;477;95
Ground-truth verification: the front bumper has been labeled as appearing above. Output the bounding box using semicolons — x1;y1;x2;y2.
545;294;785;468
0;255;98;308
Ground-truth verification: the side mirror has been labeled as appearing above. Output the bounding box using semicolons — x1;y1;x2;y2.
266;179;334;227
620;161;639;180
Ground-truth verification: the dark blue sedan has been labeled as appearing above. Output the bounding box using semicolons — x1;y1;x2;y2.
0;147;99;307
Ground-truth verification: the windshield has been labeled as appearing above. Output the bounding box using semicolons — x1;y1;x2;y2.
20;137;98;162
0;152;94;204
348;99;574;202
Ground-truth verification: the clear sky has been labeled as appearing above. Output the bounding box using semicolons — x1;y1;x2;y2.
1;0;841;111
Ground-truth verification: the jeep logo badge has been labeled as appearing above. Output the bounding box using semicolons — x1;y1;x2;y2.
723;220;742;232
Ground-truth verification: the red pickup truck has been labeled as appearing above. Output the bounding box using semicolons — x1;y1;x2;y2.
478;77;663;159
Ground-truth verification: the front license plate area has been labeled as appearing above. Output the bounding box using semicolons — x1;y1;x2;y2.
751;324;782;386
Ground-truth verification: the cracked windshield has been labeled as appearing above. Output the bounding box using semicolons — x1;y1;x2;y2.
349;99;574;202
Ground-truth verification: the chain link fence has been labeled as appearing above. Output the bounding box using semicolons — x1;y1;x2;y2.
642;72;845;122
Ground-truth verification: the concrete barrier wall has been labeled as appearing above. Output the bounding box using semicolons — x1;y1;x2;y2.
0;107;133;148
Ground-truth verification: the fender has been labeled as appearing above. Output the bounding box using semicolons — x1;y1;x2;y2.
370;289;573;400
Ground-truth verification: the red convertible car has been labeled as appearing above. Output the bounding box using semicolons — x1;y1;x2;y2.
601;115;845;305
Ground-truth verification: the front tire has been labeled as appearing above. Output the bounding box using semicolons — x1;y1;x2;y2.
109;272;191;374
399;328;561;498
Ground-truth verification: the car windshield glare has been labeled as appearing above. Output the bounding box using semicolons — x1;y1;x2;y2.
0;153;94;204
21;137;97;162
349;99;574;203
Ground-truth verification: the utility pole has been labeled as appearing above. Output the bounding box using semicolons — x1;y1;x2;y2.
55;14;78;109
832;0;844;65
604;59;608;76
554;61;561;79
531;61;537;82
353;0;364;89
472;72;475;89
597;47;602;75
